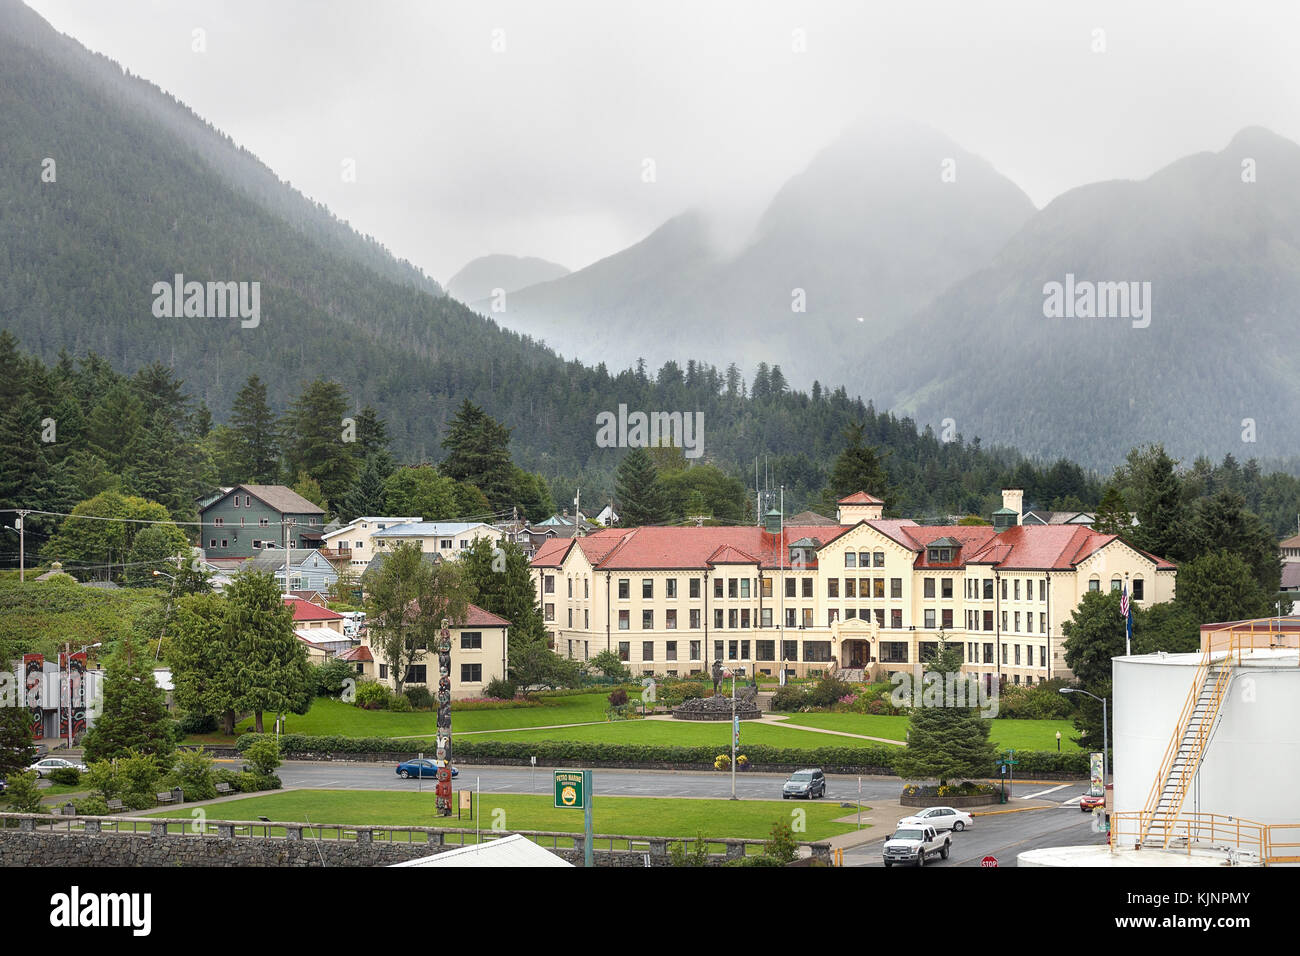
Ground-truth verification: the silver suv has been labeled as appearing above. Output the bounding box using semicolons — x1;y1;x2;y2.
782;768;827;799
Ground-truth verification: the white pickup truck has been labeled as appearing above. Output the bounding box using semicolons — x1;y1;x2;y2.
882;824;951;867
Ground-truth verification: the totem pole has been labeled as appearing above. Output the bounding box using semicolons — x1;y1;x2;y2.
435;619;453;815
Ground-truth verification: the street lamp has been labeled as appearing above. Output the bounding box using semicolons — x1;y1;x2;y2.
1056;730;1061;753
1060;688;1108;791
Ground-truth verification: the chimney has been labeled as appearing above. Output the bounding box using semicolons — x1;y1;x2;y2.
1001;489;1023;525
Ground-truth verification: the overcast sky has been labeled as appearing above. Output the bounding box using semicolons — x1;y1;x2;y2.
24;0;1300;284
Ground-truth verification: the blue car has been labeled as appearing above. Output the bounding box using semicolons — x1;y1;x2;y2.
396;759;457;780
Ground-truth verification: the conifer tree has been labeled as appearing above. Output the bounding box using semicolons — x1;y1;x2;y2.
229;375;281;483
225;570;310;734
615;447;666;526
81;633;176;764
892;641;997;786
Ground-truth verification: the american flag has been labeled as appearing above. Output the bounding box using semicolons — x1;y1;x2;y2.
1120;584;1130;619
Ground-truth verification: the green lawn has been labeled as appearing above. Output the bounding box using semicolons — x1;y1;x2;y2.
227;694;616;739
771;712;1080;751
465;718;857;749
146;789;861;842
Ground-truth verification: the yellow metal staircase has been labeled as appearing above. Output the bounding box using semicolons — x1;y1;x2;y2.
1138;654;1231;847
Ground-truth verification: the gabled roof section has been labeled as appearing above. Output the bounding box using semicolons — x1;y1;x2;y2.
284;597;343;622
838;491;885;505
228;484;325;515
706;544;761;566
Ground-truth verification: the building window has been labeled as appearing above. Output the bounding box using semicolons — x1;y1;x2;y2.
845;552;857;569
1088;578;1100;591
757;640;775;661
924;578;935;599
233;498;239;508
715;609;724;629
760;608;772;627
666;579;677;599
983;644;994;664
441;539;452;550
545;604;555;622
802;577;813;598
404;665;427;684
1111;578;1122;592
568;608;573;627
983;610;994;631
828;578;839;598
924;609;936;628
879;642;908;664
891;578;903;599
728;578;738;599
785;578;796;598
214;517;225;527
690;578;701;599
690;640;702;660
983;580;994;600
1132;578;1145;600
828;609;839;626
220;539;228;549
618;610;629;630
941;578;953;599
715;578;724;599
690;609;701;629
942;609;953;629
801;608;813;628
618;579;630;599
666;609;677;630
260;518;269;527
891;608;902;628
584;610;589;629
379;664;388;679
873;552;885;567
740;578;751;599
728;609;738;628
728;640;738;660
568;578;573;598
209;539;216;549
545;575;555;594
460;663;482;683
740;609;750;628
1014;579;1021;601
643;641;654;661
714;640;724;660
643;579;654;599
1014;645;1021;666
666;641;677;661
1001;578;1008;600
782;640;798;661
460;632;482;649
785;608;796;627
804;641;832;662
618;642;630;661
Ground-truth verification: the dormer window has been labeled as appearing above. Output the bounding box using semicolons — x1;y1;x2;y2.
927;547;952;563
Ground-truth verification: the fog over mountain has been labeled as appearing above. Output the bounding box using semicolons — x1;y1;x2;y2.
447;255;570;306
484;118;1037;385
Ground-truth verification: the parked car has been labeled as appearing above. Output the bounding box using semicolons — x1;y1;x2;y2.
1080;783;1113;812
27;757;87;778
396;759;458;780
782;768;827;799
898;806;973;832
883;824;951;867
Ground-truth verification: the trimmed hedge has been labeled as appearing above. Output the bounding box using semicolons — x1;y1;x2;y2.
237;732;1094;777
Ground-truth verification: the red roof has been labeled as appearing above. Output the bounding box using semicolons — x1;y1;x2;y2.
461;603;511;628
838;492;884;505
530;518;1176;574
338;646;373;663
284;598;344;622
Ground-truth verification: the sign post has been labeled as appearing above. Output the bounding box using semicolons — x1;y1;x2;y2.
555;769;594;867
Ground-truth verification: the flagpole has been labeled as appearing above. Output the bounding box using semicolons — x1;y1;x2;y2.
1123;573;1131;656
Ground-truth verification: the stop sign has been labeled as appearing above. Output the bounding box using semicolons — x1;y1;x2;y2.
980;855;999;868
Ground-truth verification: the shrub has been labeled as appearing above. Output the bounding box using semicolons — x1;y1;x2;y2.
387;694;412;713
806;675;853;708
243;736;282;776
769;685;809;712
124;792;154;811
764;818;798;865
668;831;711;867
353;681;391;709
48;767;84;787
311;658;358;698
74;796;110;816
235;772;281;793
484;677;517;701
178;712;218;735
714;754;730;770
404;685;434;710
608;688;629;707
86;750;161;806
166;747;217;801
2;771;43;813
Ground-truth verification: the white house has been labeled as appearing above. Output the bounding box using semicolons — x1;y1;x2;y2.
321;516;423;569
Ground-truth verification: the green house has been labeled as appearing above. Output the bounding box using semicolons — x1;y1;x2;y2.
197;484;326;559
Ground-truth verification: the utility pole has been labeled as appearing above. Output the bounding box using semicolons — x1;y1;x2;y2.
282;517;294;599
16;510;28;583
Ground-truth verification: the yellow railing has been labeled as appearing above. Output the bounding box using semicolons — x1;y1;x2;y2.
1200;616;1300;663
1138;650;1218;843
1112;812;1300;865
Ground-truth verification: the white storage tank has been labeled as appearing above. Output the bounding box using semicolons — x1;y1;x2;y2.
1113;647;1300;824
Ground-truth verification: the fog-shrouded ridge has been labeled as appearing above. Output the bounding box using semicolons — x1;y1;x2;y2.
447;255;570;306
481;116;1037;396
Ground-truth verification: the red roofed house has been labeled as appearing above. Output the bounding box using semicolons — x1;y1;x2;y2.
530;489;1177;687
353;604;510;699
284;597;350;664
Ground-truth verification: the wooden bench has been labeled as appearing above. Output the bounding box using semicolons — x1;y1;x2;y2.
155;791;176;805
215;782;233;795
106;799;124;813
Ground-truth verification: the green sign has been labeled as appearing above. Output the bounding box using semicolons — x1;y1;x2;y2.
554;770;586;809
